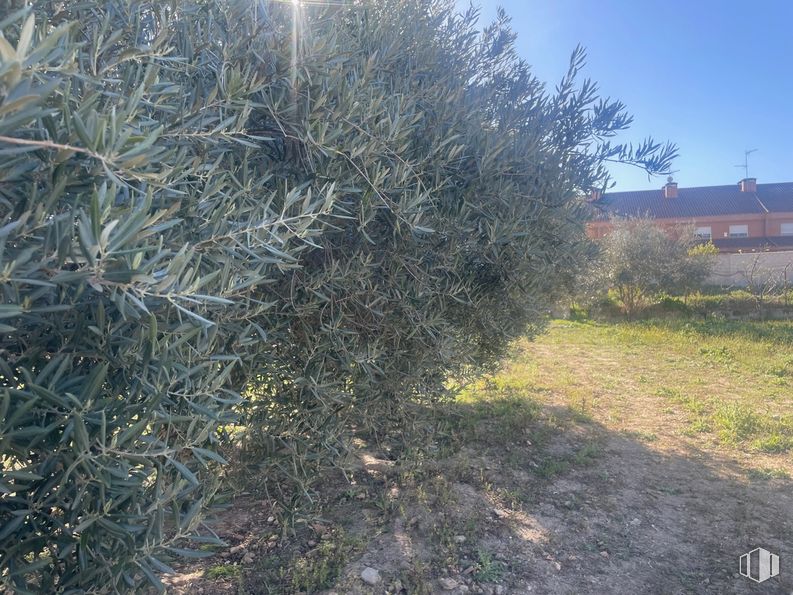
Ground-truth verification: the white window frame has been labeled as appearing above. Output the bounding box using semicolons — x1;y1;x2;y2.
728;224;749;238
694;226;712;239
780;222;793;236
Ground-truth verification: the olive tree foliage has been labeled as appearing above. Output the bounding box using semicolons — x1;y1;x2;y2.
0;0;675;591
592;218;717;317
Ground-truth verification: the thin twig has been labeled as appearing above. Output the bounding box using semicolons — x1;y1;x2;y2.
0;134;109;165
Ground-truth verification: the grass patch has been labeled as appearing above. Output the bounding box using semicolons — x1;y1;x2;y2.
205;564;243;580
287;530;363;593
247;528;365;594
687;418;712;434
622;430;658;442
532;442;602;479
534;458;570;479
752;432;793;453
529;320;793;454
712;403;762;444
573;442;601;465
455;382;541;447
747;467;791;481
698;345;735;367
473;549;506;582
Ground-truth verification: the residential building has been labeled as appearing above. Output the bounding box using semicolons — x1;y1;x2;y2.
587;178;793;253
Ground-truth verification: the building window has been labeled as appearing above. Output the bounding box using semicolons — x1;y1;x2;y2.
694;226;712;239
728;224;749;238
781;222;793;236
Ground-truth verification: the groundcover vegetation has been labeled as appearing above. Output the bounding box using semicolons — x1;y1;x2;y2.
0;0;674;591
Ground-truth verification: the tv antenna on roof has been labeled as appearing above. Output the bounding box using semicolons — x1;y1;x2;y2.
735;149;757;178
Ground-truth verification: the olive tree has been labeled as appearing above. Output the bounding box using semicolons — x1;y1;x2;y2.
593;218;717;317
0;0;675;590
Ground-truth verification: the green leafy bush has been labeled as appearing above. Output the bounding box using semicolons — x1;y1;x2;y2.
590;218;716;317
0;0;673;590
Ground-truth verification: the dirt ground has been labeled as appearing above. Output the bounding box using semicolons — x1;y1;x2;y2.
165;323;793;594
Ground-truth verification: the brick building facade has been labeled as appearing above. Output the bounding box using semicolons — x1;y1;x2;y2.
587;178;793;253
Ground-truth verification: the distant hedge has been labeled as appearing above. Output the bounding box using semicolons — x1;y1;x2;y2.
0;0;674;591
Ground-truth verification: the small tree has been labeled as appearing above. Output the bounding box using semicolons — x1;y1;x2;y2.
742;253;789;317
595;218;717;317
679;241;720;298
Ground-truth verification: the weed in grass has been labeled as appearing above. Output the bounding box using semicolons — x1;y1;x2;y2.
205;564;242;580
532;442;601;479
428;476;457;508
657;387;708;417
748;467;791;481
658;485;683;496
456;387;541;446
199;543;223;552
428;517;465;569
497;487;523;510
687;418;712;434
288;530;363;593
713;403;761;444
573;442;601;465
473;549;505;582
655;387;680;399
622;430;658;442
505;451;526;469
687;400;708;416
373;490;397;517
698;345;735;367
463;516;481;536
415;484;430;506
534;458;570;478
340;488;359;502
752;433;793;453
398;561;432;595
567;387;591;417
767;364;791;378
569;404;594;424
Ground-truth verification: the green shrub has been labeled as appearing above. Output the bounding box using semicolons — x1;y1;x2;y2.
590;219;716;318
568;303;591;321
657;294;691;313
0;0;673;590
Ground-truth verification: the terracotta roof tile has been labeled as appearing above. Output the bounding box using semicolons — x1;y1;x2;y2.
591;182;793;220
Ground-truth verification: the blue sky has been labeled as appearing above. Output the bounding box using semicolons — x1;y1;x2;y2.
458;0;793;191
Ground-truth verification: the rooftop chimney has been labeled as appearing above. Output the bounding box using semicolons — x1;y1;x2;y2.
663;179;678;199
739;177;757;192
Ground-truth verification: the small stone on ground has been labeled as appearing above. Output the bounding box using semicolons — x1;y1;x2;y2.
360;566;381;585
439;577;459;590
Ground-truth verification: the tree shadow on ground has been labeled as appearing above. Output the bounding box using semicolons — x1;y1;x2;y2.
328;397;793;595
165;393;793;595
